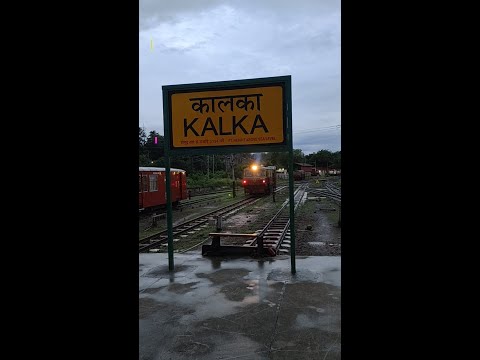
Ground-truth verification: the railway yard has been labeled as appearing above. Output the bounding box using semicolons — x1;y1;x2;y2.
139;177;341;256
139;176;341;360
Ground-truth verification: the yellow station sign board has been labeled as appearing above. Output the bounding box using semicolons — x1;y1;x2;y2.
169;85;285;148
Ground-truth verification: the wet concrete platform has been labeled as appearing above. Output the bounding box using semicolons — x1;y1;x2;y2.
139;253;341;360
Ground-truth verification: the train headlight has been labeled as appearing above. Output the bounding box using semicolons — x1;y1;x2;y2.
262;179;266;183
251;165;258;171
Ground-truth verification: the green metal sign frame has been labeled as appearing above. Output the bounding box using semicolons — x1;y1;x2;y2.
161;75;296;273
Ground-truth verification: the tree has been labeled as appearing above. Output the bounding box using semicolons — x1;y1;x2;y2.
262;152;288;168
292;149;305;164
305;150;341;170
262;150;304;168
331;151;341;169
145;131;164;161
139;153;150;166
139;127;147;155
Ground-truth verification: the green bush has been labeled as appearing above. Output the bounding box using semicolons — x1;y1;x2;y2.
187;173;234;189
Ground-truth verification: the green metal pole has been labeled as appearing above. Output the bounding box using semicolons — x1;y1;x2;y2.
232;155;236;198
286;77;295;274
165;156;174;271
288;148;296;274
162;86;174;271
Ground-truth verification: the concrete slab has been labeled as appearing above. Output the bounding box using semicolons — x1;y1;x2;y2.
139;252;341;360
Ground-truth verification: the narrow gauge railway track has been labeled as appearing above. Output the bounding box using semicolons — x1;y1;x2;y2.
177;193;232;208
308;185;341;203
139;196;262;253
243;183;309;255
179;185;288;210
325;182;341;195
175;185;290;211
139;189;243;214
188;188;233;197
274;185;288;192
139;193;230;219
189;180;292;196
140;186;290;232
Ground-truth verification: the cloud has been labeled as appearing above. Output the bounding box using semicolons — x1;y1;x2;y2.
139;0;341;154
139;0;341;30
139;0;226;31
294;131;341;155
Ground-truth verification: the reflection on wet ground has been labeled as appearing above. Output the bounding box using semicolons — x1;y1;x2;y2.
139;253;341;360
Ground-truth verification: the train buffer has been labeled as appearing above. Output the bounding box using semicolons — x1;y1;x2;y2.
202;232;262;257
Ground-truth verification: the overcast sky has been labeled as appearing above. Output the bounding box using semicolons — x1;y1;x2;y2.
139;0;340;155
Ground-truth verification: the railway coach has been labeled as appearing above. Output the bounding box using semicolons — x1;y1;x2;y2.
139;167;187;211
242;165;276;195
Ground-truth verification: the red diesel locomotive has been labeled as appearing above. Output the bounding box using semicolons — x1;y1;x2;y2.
241;165;276;195
139;167;187;211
